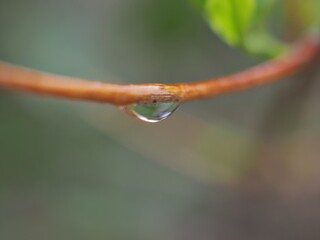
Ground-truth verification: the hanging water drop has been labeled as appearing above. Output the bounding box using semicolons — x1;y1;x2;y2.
122;100;180;123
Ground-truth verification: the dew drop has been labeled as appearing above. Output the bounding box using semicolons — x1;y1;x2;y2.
122;101;180;123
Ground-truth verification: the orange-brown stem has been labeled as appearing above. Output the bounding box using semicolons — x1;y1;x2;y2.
0;34;319;106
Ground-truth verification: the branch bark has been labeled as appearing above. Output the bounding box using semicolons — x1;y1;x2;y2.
0;34;319;106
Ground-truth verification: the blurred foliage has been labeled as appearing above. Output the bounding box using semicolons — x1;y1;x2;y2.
283;0;320;37
191;0;286;57
191;0;319;57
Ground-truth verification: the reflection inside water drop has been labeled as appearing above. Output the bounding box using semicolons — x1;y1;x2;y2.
123;101;180;123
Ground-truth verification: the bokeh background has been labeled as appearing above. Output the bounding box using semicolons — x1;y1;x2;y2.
1;0;320;239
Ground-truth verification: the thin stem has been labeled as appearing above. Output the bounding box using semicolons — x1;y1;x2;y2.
0;34;319;106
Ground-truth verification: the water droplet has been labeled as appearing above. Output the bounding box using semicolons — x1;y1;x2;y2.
122;101;180;123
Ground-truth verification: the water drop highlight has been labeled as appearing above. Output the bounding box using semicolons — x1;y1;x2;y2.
123;101;180;123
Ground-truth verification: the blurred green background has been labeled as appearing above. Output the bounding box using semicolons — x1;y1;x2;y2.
1;0;320;239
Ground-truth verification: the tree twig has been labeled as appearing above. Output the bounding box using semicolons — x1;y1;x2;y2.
0;34;319;106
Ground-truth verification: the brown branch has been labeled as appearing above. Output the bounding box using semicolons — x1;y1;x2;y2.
0;34;319;106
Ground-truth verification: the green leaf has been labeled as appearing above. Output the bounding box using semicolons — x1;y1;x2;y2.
204;0;255;45
191;0;287;58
